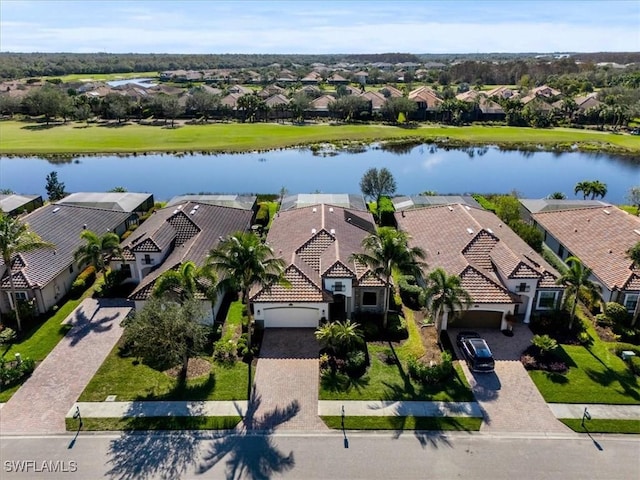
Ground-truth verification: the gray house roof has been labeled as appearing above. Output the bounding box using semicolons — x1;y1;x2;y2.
393;195;481;211
56;192;154;213
166;195;257;211
280;194;367;211
0;205;130;290
520;198;609;215
0;194;42;215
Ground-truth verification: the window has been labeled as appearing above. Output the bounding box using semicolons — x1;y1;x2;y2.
14;292;28;301
362;291;377;306
69;265;74;274
558;245;564;258
333;281;344;292
537;291;558;310
143;254;153;265
120;264;132;278
624;294;639;312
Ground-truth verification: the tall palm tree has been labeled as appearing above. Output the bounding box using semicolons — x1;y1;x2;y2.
315;320;364;357
589;180;607;200
574;181;592;200
421;268;472;335
350;227;426;329
207;231;287;346
557;256;602;330
0;215;54;332
73;229;122;275
153;260;217;304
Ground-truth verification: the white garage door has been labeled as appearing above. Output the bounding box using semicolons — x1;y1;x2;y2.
263;307;320;328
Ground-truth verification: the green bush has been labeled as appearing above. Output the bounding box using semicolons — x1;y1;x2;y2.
0;357;35;388
398;275;422;309
376;196;395;226
603;302;630;325
255;203;270;227
407;351;453;385
345;350;367;376
509;220;543;253
0;327;17;345
629;356;640;376
471;194;496;213
387;313;408;340
213;339;236;365
532;334;558;354
70;278;86;298
77;266;96;285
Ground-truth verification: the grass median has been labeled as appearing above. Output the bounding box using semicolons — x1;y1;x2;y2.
1;120;638;156
321;415;482;431
65;416;241;432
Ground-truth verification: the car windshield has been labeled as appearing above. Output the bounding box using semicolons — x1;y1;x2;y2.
470;339;492;358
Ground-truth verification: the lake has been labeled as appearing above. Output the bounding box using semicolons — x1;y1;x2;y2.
1;145;638;203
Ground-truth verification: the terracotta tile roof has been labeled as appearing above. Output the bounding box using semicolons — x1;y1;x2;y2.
396;204;562;305
624;274;640;291
252;264;329;303
253;204;381;301
0;205;129;291
357;271;386;287
532;205;640;291
127;202;252;301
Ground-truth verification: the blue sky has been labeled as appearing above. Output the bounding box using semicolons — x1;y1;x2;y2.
1;0;639;54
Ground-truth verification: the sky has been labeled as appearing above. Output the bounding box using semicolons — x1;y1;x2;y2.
1;0;639;54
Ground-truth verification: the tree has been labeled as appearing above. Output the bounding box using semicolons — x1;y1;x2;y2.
45;171;67;201
237;94;266;123
122;297;208;385
288;92;311;123
186;88;220;121
627;186;640;215
350;227;426;329
108;186;127;193
207;232;287;347
493;194;521;225
574;180;592;200
102;93;131;123
556;256;602;330
328;95;369;121
589;180;607;200
359;167;397;206
315;320;364;356
547;192;566;199
380;96;417;123
73;229;122;275
0;214;54;332
22;85;69;124
421;268;472;335
153;260;216;304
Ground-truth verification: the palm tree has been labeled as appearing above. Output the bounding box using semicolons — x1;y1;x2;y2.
73;229;122;275
589;180;607;200
350;227;426;329
421;268;472;335
315;320;364;356
574;181;592;200
556;256;602;330
547;192;566;200
153;260;217;304
207;231;287;346
0;215;54;332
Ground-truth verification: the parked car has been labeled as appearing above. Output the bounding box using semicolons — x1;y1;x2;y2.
456;331;495;373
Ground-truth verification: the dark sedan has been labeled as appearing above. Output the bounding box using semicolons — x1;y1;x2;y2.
456;331;495;373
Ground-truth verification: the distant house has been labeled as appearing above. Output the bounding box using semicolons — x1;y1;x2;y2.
486;86;517;100
397;205;563;329
301;71;323;85
354;71;369;85
379;85;403;98
0;194;43;217
408;86;443;120
519;198;608;224
328;73;349;85
280;194;367;212
167;194;257;213
531;205;640;316
392;195;481;211
251;204;386;328
309;95;336;114
574;93;603;112
221;93;243;110
114;202;253;323
56;192;154;229
530;85;562;98
359;90;386;112
0;205;130;316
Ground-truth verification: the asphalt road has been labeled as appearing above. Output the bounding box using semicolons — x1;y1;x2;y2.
1;431;639;480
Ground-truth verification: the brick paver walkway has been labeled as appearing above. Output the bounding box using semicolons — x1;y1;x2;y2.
0;298;130;435
251;329;328;431
449;326;570;433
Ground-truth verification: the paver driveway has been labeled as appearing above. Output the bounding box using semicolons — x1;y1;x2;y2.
449;325;570;433
252;329;328;431
0;298;130;435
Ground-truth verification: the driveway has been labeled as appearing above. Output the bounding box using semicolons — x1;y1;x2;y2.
252;329;328;431
449;325;570;433
0;298;130;435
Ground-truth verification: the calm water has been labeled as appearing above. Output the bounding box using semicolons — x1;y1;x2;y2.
1;145;638;203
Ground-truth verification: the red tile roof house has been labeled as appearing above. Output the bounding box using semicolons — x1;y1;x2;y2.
531;205;640;318
0;205;130;317
251;204;386;328
396;205;564;330
111;201;253;324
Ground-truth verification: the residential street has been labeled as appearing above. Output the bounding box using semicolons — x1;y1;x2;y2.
1;431;638;480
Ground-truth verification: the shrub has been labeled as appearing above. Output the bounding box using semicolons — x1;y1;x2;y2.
603;302;630;325
629;356;640;376
387;313;408;341
78;265;96;285
0;357;35;388
376;196;395;226
407;352;453;385
0;327;17;345
577;331;591;345
121;230;133;241
345;350;367;376
398;275;422;309
521;354;537;370
70;278;86;298
213;339;236;365
361;321;380;340
532;334;558;355
471;194;496;213
319;353;331;371
255;203;270;227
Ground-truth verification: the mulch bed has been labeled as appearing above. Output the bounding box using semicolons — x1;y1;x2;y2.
164;358;211;379
413;309;441;365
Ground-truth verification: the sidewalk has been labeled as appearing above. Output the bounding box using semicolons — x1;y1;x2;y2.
549;404;640;420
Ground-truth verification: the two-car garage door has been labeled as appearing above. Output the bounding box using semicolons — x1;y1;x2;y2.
262;306;321;328
455;310;503;329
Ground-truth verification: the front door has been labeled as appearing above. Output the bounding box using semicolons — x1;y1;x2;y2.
330;294;346;321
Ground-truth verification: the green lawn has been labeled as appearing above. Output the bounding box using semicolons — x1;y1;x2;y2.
0;282;100;402
78;345;252;402
321;415;481;431
66;416;241;432
528;317;640;405
560;418;640;434
1;121;638;155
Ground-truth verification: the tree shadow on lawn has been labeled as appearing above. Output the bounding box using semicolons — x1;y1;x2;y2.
320;370;370;394
20;123;65;130
584;367;640;402
136;372;217;402
106;387;299;480
543;371;570;384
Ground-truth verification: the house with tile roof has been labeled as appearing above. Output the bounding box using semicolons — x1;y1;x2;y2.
396;205;563;330
113;202;253;323
251;204;386;328
531;205;640;317
0;205;130;317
